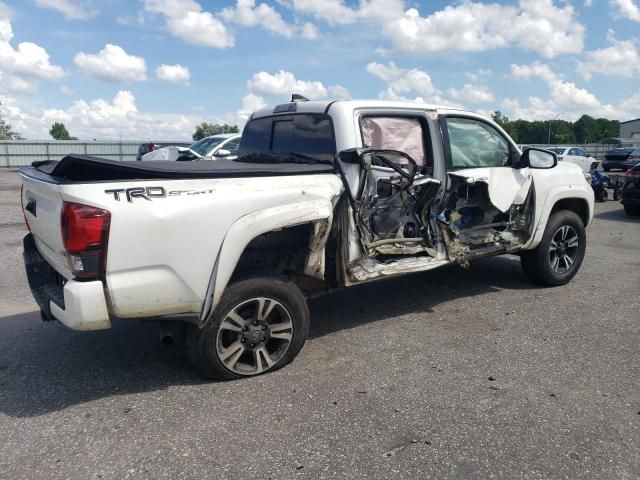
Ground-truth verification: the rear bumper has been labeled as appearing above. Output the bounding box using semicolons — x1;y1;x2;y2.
23;233;111;331
603;159;636;170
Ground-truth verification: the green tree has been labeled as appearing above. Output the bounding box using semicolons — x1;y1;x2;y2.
192;122;240;140
491;111;518;140
0;103;23;140
573;115;597;143
49;122;76;140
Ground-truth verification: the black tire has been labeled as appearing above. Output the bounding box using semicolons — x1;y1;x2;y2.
624;204;640;216
520;210;586;286
596;188;608;202
613;189;621;201
185;277;309;380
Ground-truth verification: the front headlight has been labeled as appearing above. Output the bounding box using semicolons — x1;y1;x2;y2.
584;172;592;183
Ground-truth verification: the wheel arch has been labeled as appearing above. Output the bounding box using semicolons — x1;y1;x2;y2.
523;187;593;250
550;197;590;226
199;200;335;325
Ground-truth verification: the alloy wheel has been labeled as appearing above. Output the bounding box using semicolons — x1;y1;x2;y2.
549;225;579;274
216;297;293;376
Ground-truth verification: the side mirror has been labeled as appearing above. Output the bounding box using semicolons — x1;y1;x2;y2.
215;149;231;158
520;148;557;169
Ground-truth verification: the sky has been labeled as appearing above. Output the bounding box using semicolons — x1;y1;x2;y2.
0;0;639;140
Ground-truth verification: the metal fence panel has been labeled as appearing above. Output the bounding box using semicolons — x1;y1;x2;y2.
0;140;149;166
520;144;621;161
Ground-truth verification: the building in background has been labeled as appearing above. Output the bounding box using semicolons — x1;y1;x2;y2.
620;118;640;140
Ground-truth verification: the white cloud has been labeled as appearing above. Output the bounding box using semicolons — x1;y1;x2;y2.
74;44;147;82
609;0;640;21
0;1;12;19
34;0;96;20
299;22;319;39
325;0;585;58
0;90;211;140
221;0;294;38
291;0;359;25
143;0;234;48
290;0;404;25
577;32;640;80
155;63;190;85
507;62;619;119
447;84;495;104
0;12;65;94
510;62;557;83
366;61;437;98
0;72;36;94
247;70;328;98
328;84;351;99
233;93;268;124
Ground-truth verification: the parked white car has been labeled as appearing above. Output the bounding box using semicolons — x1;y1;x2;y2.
20;99;593;380
141;134;241;161
548;147;594;172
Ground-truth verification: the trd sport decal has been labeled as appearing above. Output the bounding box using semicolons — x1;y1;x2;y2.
105;187;214;202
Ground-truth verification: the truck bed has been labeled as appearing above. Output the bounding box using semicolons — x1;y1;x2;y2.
22;154;335;183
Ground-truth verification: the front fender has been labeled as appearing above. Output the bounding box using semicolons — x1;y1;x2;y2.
523;183;594;250
200;199;335;322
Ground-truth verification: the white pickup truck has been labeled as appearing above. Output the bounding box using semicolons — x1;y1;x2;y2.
20;99;594;380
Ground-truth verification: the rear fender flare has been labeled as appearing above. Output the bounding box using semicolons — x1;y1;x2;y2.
200;199;334;324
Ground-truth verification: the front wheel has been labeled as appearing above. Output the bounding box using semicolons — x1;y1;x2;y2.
520;210;586;286
185;277;310;380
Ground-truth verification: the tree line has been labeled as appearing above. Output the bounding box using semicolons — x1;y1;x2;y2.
491;112;620;145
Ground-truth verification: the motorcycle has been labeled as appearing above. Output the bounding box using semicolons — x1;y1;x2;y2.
589;162;609;202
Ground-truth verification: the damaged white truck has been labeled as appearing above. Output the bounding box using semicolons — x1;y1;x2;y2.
20;99;594;379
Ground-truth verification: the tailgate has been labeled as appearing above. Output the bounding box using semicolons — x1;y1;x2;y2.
21;172;72;279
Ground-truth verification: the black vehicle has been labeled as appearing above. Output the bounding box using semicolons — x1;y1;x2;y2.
602;147;640;172
136;141;191;161
620;162;640;216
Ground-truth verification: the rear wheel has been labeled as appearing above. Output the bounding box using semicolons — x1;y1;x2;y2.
521;210;586;286
613;189;621;201
185;277;309;380
596;188;608;202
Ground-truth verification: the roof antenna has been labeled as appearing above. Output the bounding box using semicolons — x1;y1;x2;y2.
291;94;309;102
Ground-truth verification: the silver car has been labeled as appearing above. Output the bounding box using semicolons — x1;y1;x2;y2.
141;134;241;161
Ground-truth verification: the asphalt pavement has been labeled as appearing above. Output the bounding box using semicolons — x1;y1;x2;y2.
0;169;638;479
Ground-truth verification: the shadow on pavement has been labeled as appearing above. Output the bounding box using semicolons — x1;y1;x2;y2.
594;207;640;224
308;255;536;338
0;256;534;418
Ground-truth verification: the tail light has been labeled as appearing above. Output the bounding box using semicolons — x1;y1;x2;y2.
61;202;111;278
625;167;640;178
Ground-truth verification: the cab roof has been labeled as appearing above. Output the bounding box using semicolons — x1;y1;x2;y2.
250;99;468;119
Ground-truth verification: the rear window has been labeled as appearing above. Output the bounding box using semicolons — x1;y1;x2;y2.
239;114;335;162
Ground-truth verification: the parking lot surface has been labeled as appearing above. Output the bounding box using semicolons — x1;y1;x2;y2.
0;169;638;479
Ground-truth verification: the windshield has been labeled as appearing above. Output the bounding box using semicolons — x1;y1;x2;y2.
189;136;227;156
